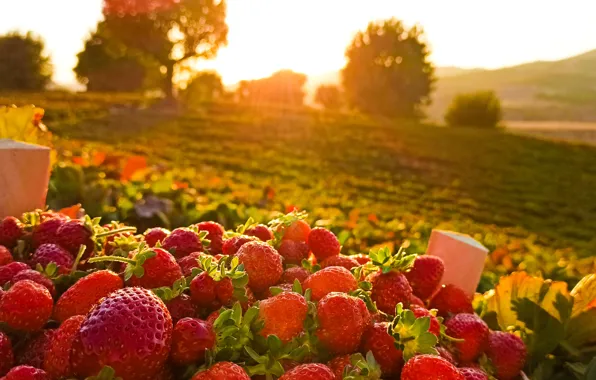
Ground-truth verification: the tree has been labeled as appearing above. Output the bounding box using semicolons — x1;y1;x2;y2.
445;91;503;128
102;0;228;98
315;85;343;110
180;71;223;106
0;32;52;91
342;19;434;119
237;70;307;106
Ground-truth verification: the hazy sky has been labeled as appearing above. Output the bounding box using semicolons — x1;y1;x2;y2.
1;0;595;85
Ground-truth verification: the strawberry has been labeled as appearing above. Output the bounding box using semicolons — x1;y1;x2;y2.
71;287;173;380
166;294;198;323
486;331;526;380
278;240;310;265
55;219;94;256
445;313;489;363
410;294;425;307
102;223;136;256
352;254;371;265
197;221;225;254
405;255;445;300
429;284;473;317
0;331;14;376
31;218;65;249
0;262;29;286
2;365;50;380
281;266;310;284
281;220;311;242
30;244;74;275
303;266;357;301
192;362;250;380
15;330;55;368
0;245;13;266
237;241;283;293
178;251;212;276
279;363;335;380
410;306;440;337
53;270;123;323
459;367;489;380
401;354;464;380
308;228;340;261
170;318;215;366
10;270;56;298
367;247;415;314
259;282;294;299
190;271;218;307
126;247;183;289
327;354;353;378
162;227;202;258
0;216;24;248
43;315;85;379
143;227;170;247
436;346;457;365
360;322;404;376
258;291;308;343
222;235;258;256
316;292;367;354
0;280;52;332
245;224;273;241
321;254;359;270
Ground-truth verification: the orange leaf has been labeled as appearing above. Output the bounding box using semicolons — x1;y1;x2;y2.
120;156;147;182
58;204;82;219
173;181;188;190
367;213;379;223
72;156;88;166
92;151;106;166
266;187;276;200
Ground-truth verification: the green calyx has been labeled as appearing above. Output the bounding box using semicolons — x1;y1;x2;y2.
389;303;439;361
368;246;417;274
152;277;187;302
188;225;211;250
269;279;313;302
85;366;123;380
267;210;308;246
224;217;259;239
189;255;250;303
244;335;310;379
343;351;383;380
212;303;260;361
87;242;156;281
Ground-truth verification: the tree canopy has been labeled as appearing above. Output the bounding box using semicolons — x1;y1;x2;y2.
445;91;503;128
315;85;343;110
237;70;307;106
0;32;52;91
342;18;435;119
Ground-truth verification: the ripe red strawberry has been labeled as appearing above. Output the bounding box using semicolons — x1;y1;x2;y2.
31;218;65;249
278;240;310;265
459;367;489;380
352;254;371;265
367;269;412;314
0;331;14;376
436;346;457;365
170;318;215;366
143;227;170;247
71;287;173;380
15;330;55;368
162;227;202;258
327;355;354;378
260;282;294;299
430;284;473;317
281;266;310;284
410;294;425;307
10;270;56;297
189;272;237;309
321;254;359;270
53;270;123;323
401;354;464;380
0;216;24;248
303;266;357;301
486;331;526;380
282;220;311;242
102;223;135;256
166;294;198;323
222;235;258;256
245;224;273;241
30;244;74;275
127;247;183;289
2;365;50;380
197;221;225;254
445;313;489;363
259;291;308;343
178;251;212;276
43;315;85;379
0;245;13;266
308;228;340;261
316;293;367;355
360;322;404;376
192;362;250;380
405;255;445;300
410;306;440;337
0;262;29;286
279;363;335;380
237;241;283;293
55;219;94;256
0;280;53;332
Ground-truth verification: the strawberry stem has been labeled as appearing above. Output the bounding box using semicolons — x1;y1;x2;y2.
71;244;86;274
96;227;137;238
88;256;137;265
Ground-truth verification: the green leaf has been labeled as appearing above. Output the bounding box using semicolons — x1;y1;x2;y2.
292;279;303;294
337;230;351;245
231;303;242;326
267;335;283;354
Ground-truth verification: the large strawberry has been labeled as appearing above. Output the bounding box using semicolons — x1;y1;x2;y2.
308;227;340;261
166;294;198;323
321;254;359;270
360;322;404;376
0;245;13;266
43;315;85;379
0;280;53;332
192;362;250;380
222;235;259;256
429;284;473;317
445;313;489;363
303;266;357;301
162;227;203;258
170;318;215;366
0;262;29;286
197;221;225;254
401;354;464;380
281;266;310;285
10;270;56;297
31;218;65;249
2;365;50;380
405;255;445;300
0;331;14;376
53;270;123;323
0;216;24;248
237;241;283;293
278;363;335;380
245;224;273;241
278;240;310;265
258;291;308;343
55;219;94;257
71;287;173;380
143;227;170;247
410;305;440;337
30;244;74;275
316;292;367;355
15;330;55;368
281;220;311;243
486;331;526;380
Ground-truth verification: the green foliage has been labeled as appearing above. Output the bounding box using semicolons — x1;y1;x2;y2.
342;18;435;118
445;91;502;128
181;71;224;107
368;246;416;274
389;303;438;361
315;85;343;110
0;32;52;91
237;70;308;106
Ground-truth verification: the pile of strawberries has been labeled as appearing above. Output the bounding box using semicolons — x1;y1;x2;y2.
0;210;527;380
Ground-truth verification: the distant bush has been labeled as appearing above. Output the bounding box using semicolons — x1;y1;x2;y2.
315;85;343;110
0;32;52;91
445;91;502;128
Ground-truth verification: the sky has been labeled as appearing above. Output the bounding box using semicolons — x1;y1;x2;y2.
1;0;595;86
